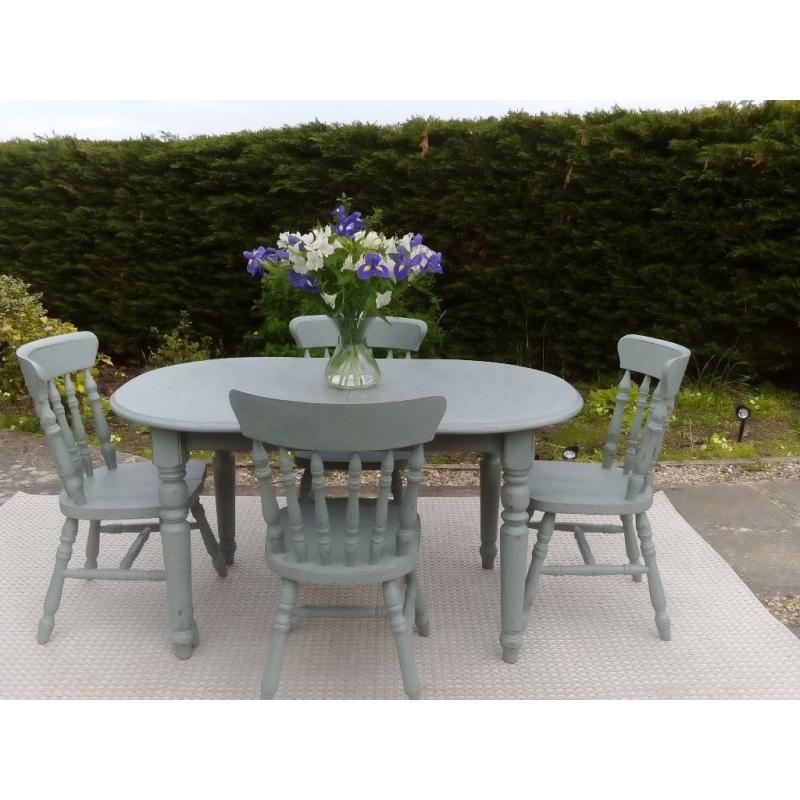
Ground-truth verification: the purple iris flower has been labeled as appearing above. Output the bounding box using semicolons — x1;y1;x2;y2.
390;246;425;281
423;251;443;274
286;234;300;245
243;246;290;277
243;246;268;277
331;206;366;238
356;251;391;281
410;233;424;248
287;270;319;292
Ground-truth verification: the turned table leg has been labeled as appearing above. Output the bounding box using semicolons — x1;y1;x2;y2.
152;428;197;660
499;431;533;664
479;452;501;569
213;450;237;565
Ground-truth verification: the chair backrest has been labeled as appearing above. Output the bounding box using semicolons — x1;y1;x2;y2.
289;315;428;359
599;334;691;500
16;331;117;505
229;391;446;566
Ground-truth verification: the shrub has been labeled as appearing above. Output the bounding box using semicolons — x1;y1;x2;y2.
145;310;219;368
0;274;78;398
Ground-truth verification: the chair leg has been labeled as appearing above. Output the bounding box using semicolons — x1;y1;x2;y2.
635;512;670;641
84;519;100;572
261;579;297;699
621;514;642;582
524;512;555;611
405;568;429;637
191;502;228;577
38;517;79;644
383;579;422;699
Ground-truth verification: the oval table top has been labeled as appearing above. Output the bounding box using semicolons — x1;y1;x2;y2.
110;357;583;436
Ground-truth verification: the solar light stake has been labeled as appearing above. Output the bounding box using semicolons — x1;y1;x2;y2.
735;405;750;443
562;445;579;461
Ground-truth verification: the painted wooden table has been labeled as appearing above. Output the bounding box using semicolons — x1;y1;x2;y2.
110;358;582;663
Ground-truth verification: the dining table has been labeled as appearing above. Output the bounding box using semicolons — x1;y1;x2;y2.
109;357;583;663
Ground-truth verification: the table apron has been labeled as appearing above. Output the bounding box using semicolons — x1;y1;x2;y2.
161;430;511;458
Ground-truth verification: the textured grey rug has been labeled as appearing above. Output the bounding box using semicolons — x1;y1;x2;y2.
1;491;798;699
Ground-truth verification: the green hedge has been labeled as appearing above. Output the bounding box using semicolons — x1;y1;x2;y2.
1;101;799;382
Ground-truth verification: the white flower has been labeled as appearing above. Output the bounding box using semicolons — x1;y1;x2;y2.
321;292;338;309
305;249;325;271
354;230;366;241
383;236;397;255
376;290;392;309
341;254;356;271
361;231;383;249
291;255;309;274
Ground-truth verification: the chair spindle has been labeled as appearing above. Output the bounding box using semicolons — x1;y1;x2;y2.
345;453;362;565
397;445;424;556
49;380;81;475
84;368;117;469
279;448;306;562
37;382;85;504
63;372;94;476
622;374;652;474
253;440;284;554
370;450;394;564
310;452;331;564
602;370;631;468
626;381;668;501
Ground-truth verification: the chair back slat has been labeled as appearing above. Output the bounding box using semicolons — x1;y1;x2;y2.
229;394;446;452
48;380;82;476
345;453;362;566
279;447;306;562
365;317;427;354
370;450;394;564
397;445;424;557
63;372;94;477
310;451;331;564
16;330;99;381
622;374;651;474
289;315;339;352
84;368;116;469
289;315;427;359
252;440;284;554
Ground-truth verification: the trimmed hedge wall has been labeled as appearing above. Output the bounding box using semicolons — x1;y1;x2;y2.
1;101;799;382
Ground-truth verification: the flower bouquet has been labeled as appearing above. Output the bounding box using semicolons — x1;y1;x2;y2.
244;200;443;388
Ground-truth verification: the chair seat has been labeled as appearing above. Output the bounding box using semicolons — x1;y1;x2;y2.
59;459;208;520
267;498;419;585
293;450;410;468
528;460;653;515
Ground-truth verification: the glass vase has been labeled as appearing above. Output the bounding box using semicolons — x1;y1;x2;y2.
324;314;381;389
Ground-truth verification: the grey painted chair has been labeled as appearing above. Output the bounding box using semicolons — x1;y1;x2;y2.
229;390;446;699
16;331;227;646
525;334;691;641
289;314;429;502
